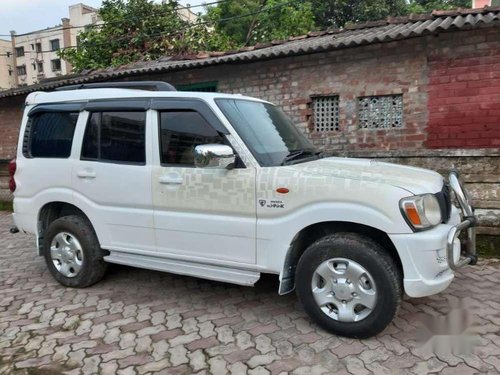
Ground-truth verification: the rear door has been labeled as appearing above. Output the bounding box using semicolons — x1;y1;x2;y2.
71;104;155;253
16;105;80;226
151;99;257;264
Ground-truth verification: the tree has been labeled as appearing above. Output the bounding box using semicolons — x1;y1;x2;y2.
204;0;316;46
310;0;408;29
60;0;232;72
407;0;471;13
60;0;473;72
310;0;473;29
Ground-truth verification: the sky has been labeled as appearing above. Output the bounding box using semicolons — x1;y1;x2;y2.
0;0;207;37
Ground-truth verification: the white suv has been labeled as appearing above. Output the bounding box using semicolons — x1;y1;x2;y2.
10;81;477;338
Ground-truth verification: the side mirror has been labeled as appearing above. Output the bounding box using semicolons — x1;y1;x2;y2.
193;144;236;169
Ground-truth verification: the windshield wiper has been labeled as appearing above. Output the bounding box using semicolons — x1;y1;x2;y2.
281;149;317;165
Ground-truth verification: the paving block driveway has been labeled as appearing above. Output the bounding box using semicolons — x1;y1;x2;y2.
1;212;500;375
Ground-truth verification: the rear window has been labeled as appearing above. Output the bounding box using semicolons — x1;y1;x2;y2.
24;112;79;158
81;112;146;164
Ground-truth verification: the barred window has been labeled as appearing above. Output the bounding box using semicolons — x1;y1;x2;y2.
51;59;62;72
312;96;339;132
358;95;403;129
50;39;60;51
15;47;24;57
16;65;26;76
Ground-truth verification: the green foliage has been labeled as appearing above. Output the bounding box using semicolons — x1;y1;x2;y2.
0;201;13;212
311;0;473;28
407;0;471;14
310;0;408;28
205;0;316;46
60;0;232;72
60;0;476;72
477;235;500;258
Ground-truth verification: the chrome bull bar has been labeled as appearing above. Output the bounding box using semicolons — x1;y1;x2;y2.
446;170;478;270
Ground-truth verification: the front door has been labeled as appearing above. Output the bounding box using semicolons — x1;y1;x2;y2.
152;103;256;265
72;109;155;253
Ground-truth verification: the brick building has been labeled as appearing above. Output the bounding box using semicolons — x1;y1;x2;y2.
0;7;499;234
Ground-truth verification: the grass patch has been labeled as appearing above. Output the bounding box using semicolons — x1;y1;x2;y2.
477;235;500;258
26;366;65;375
0;201;13;212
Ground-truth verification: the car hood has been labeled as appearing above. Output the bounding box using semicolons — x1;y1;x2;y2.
288;157;444;195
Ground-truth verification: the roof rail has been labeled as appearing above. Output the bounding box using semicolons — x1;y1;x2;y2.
54;81;176;92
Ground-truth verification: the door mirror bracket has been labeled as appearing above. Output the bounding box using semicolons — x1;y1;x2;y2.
193;144;236;169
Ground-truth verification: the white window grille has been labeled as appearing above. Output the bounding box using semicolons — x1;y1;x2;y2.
312;96;340;132
358;95;403;129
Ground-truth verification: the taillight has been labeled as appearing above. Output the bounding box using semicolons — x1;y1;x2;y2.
8;159;16;192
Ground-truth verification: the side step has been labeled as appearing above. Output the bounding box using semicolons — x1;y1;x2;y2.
104;252;260;286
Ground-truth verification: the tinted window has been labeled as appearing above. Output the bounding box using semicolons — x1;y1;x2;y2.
159;111;224;166
216;99;316;167
28;112;78;158
81;114;99;160
82;112;146;164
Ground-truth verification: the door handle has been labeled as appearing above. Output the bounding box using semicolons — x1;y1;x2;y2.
77;170;96;179
159;176;183;185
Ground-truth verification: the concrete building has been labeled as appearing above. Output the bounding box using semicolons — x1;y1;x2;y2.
0;39;15;91
9;3;99;88
176;6;199;23
3;3;200;90
162;0;199;23
0;7;499;238
69;3;101;46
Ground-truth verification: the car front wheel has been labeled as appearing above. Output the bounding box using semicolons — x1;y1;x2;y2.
296;233;402;338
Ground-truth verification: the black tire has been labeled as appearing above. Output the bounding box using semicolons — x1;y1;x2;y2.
296;233;402;338
43;215;107;288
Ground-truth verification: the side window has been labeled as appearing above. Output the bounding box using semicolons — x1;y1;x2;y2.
25;112;79;158
159;111;224;166
82;111;146;164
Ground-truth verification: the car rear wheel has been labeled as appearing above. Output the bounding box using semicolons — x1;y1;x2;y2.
296;233;402;338
43;215;107;288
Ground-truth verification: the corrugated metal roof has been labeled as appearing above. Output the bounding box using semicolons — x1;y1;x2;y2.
1;6;499;99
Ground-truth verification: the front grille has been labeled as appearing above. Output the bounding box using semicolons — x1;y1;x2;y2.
435;183;452;223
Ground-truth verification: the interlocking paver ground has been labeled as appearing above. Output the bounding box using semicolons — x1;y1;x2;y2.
1;211;500;374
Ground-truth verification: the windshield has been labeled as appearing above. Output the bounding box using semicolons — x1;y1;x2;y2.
216;99;317;167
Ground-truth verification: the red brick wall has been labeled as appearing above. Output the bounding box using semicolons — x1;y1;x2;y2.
426;27;500;149
0;96;24;160
146;37;429;153
148;27;499;152
0;26;499;160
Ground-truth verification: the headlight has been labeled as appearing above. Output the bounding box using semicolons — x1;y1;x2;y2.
400;193;442;230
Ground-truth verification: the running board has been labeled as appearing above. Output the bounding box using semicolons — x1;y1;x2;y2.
104;252;260;286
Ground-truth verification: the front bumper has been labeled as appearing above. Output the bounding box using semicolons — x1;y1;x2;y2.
390;170;477;298
445;170;477;270
390;216;460;297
